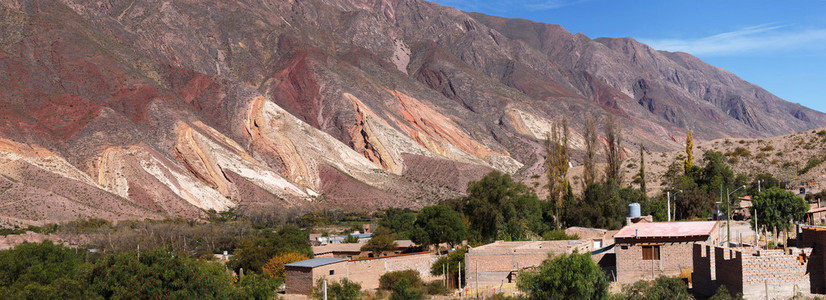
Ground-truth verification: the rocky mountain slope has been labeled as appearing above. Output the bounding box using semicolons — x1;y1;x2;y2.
0;0;823;226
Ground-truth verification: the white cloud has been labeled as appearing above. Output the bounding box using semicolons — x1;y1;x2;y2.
639;23;826;56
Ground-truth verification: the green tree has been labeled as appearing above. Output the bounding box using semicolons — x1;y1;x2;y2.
90;248;236;299
361;227;398;257
518;252;608;300
453;171;549;242
546;117;570;229
749;187;808;233
0;241;99;300
564;179;644;230
685;131;694;173
430;247;466;289
605;115;623;185
228;225;312;273
747;173;782;196
637;144;647;194
582;115;598;188
411;205;466;248
379;208;417;239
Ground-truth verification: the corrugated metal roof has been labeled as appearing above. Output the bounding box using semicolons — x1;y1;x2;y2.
285;257;346;268
614;221;718;239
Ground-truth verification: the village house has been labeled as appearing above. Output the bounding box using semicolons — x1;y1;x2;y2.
284;251;438;295
614;221;719;283
464;240;593;290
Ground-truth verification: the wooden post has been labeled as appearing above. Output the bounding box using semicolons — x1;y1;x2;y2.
476;261;479;299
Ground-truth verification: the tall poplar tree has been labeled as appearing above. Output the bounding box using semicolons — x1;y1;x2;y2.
546;117;569;229
685;131;694;173
604;115;622;185
582;115;598;189
638;144;646;194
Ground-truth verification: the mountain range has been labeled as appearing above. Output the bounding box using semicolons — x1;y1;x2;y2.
0;0;823;226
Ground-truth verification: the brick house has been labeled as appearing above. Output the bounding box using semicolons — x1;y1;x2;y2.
284;252;438;295
614;221;719;283
464;240;592;290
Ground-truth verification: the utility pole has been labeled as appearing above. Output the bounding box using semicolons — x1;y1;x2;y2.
674;190;682;221
667;191;671;222
323;279;327;300
754;207;759;248
727;185;746;247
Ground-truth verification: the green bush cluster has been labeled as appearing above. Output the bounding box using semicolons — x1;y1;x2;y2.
0;241;279;300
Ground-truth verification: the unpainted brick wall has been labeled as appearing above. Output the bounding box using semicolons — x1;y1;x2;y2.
692;244;718;296
616;242;695;283
344;252;438;290
714;246;814;298
465;252;550;288
286;253;439;295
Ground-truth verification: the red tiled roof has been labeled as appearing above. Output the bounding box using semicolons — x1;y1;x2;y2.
613;221;718;239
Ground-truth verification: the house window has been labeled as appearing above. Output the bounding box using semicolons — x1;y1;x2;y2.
642;245;660;260
329;270;335;275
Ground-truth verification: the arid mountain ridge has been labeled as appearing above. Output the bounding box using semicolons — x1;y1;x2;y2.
0;0;823;226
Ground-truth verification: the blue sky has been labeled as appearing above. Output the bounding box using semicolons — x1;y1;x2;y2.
431;0;826;113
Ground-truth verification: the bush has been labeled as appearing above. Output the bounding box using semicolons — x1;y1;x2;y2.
90;248;236;299
617;276;690;299
262;252;309;279
379;270;426;300
799;156;825;175
425;281;448;295
709;284;744;300
313;278;361;300
0;241;99;299
379;270;423;290
518;252;608;300
390;278;425;300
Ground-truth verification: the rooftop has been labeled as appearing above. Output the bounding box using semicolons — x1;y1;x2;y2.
807;207;826;214
614;221;718;239
285;257;346;268
468;240;584;254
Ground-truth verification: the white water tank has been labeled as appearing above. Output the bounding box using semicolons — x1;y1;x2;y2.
628;203;641;218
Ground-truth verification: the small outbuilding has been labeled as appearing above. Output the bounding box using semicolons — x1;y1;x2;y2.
284;257;348;295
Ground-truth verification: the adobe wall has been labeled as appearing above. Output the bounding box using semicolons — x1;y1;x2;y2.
286;252;438;294
344;252;438;290
615;242;695;283
714;247;814;299
285;261;349;295
465;252;552;288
